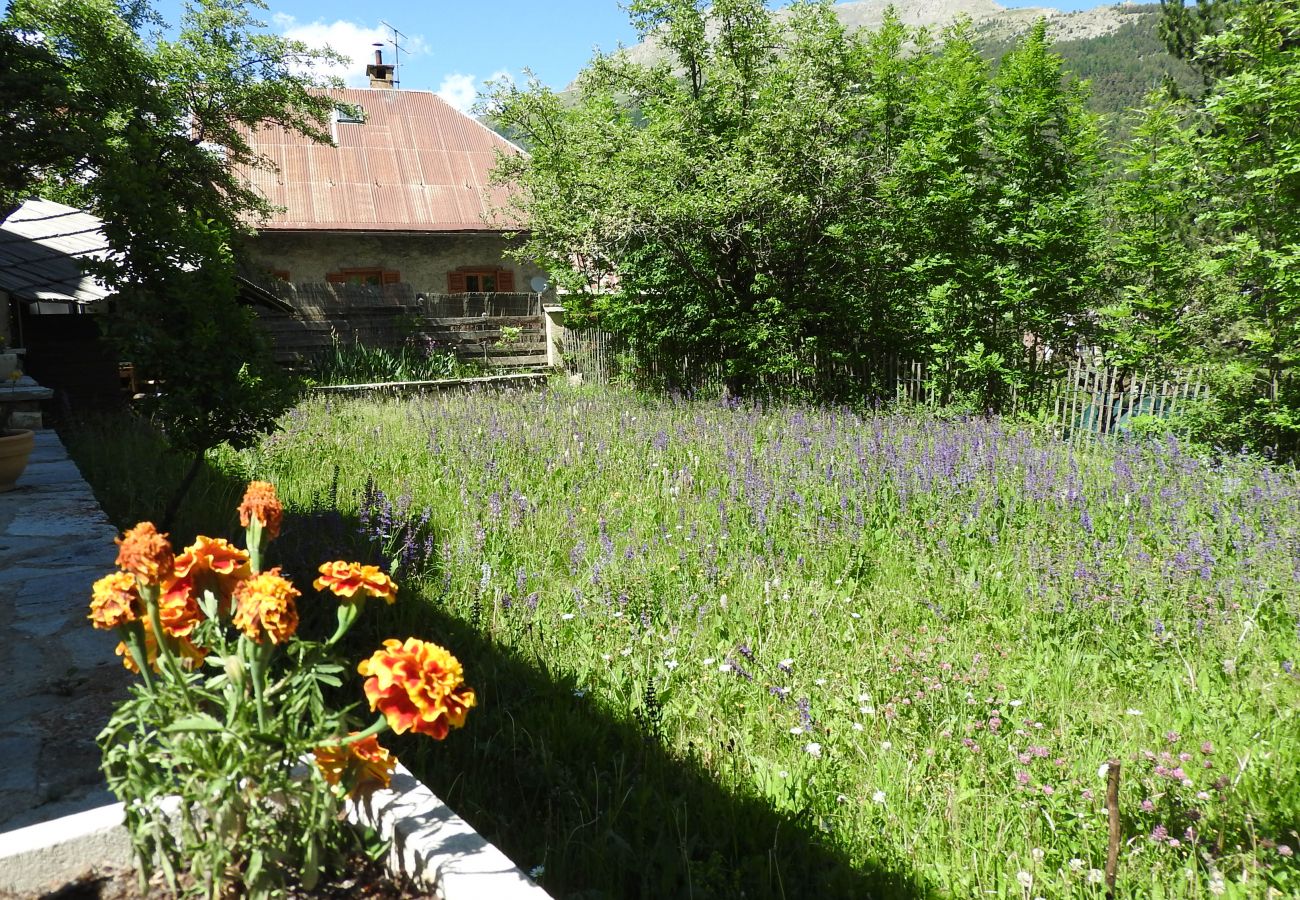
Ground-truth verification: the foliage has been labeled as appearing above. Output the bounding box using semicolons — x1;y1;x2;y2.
1101;89;1209;372
1112;0;1300;457
902;21;1106;408
1;0;338;458
1159;0;1237;82
93;484;472;898
491;3;1106;407
309;336;474;386
69;386;1300;898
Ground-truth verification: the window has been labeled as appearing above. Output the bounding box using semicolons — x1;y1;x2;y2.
447;268;516;293
326;268;400;286
335;104;365;125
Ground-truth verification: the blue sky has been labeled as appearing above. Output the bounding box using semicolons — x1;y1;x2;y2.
159;0;1116;111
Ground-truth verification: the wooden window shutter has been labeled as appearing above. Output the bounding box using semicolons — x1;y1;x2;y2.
448;272;467;293
381;271;400;285
496;269;515;292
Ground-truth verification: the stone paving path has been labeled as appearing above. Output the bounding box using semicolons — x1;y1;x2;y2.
0;430;130;833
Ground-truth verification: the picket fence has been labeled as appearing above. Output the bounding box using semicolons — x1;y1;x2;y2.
559;327;1209;440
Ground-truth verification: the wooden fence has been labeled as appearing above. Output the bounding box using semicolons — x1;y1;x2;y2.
252;283;547;371
560;327;1210;440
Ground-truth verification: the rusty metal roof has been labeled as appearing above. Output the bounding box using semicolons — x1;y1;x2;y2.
241;88;525;233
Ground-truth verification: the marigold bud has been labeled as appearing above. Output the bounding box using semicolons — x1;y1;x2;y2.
238;481;283;540
115;522;174;586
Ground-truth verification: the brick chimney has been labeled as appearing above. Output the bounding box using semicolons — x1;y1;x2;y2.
366;48;395;89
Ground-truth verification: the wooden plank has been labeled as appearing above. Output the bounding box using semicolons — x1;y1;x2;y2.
426;318;543;329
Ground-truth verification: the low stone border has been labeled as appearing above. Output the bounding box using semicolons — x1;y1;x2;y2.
0;764;550;899
348;763;549;899
0;800;134;894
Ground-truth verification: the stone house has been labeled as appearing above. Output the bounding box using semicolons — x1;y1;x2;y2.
236;54;543;295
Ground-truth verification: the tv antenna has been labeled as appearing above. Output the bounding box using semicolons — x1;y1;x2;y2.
379;21;407;89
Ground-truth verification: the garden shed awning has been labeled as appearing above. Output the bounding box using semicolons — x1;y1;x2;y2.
0;199;113;306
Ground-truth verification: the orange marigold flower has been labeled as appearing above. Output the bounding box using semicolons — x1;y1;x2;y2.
314;734;397;796
89;572;140;630
232;568;300;644
238;481;283;540
314;561;398;605
158;575;203;638
175;536;250;579
115;522;174;586
357;638;476;740
175;536;250;613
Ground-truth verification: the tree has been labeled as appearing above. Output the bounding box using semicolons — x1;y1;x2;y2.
1187;0;1300;456
896;21;1105;408
1159;0;1236;80
490;0;883;395
2;0;341;520
1102;88;1208;372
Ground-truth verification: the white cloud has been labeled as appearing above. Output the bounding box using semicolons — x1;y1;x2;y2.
437;73;478;112
437;69;517;113
272;14;426;87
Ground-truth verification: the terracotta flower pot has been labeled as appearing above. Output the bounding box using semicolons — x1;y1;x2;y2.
0;428;34;492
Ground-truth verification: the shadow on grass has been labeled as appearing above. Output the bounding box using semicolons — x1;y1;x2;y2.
59;414;931;899
276;511;931;900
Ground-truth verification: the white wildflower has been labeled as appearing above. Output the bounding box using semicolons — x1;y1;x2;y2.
1087;869;1105;885
1031;847;1045;864
872;790;886;804
561;613;575;621
790;726;805;735
1016;871;1033;889
1068;858;1085;873
805;742;822;758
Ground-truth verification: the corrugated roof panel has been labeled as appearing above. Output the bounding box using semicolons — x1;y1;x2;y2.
338;146;370;186
237;88;525;232
308;144;343;185
0;200;113;303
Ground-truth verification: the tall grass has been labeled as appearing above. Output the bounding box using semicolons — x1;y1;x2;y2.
309;337;479;385
65;385;1300;898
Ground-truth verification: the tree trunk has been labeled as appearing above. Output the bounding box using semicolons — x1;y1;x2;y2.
161;450;205;533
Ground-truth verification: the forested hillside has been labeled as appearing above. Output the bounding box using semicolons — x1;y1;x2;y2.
980;5;1201;120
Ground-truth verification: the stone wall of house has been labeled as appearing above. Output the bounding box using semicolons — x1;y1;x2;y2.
239;231;546;292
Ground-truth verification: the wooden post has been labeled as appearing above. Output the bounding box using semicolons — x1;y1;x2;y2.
1105;759;1121;899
